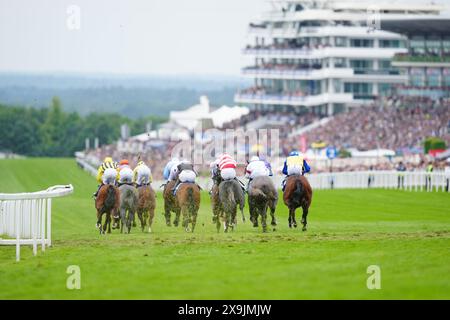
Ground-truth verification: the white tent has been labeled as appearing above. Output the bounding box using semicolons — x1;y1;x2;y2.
209;105;249;128
169;96;249;130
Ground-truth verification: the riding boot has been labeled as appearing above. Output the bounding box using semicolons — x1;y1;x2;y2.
281;178;287;192
172;179;181;195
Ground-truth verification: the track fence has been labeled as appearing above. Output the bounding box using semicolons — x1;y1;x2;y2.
0;185;74;261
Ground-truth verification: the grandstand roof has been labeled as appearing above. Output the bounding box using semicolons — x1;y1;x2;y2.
381;19;450;35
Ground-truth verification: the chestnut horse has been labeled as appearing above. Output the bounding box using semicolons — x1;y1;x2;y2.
248;176;278;232
283;175;312;231
95;184;120;234
162;180;181;226
175;183;201;232
137;185;156;232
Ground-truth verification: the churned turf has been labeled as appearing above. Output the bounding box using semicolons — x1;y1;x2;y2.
0;158;449;299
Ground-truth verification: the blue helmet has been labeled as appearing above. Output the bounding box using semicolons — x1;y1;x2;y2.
289;150;300;157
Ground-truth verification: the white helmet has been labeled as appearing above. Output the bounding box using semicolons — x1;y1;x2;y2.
250;156;260;162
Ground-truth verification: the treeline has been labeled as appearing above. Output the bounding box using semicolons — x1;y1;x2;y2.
0;97;167;157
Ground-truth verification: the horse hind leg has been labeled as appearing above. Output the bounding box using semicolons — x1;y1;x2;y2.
127;210;135;234
173;208;181;227
261;205;268;233
102;212;110;235
106;212;112;234
148;207;155;233
137;210;145;232
164;201;172;226
301;206;309;232
96;209;102;231
120;208;126;234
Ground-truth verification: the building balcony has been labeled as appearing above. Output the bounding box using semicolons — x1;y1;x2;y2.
242;47;407;60
241;67;354;80
392;54;450;67
234;92;354;107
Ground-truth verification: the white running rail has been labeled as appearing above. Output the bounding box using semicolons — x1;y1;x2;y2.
0;185;74;261
304;171;449;192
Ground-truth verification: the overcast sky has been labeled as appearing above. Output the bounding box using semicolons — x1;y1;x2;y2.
0;0;447;76
0;0;268;76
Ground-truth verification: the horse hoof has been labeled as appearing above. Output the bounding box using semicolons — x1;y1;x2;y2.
302;227;307;232
148;227;152;233
273;228;276;232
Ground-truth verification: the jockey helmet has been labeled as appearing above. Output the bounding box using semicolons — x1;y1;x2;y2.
119;159;129;166
289;150;300;157
250;156;260;162
104;157;113;163
137;160;145;166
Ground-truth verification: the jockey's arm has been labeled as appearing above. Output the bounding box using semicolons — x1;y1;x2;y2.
303;160;311;174
132;167;138;183
282;160;288;175
96;166;104;184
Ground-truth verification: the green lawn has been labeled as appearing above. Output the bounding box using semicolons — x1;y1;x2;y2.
0;158;449;299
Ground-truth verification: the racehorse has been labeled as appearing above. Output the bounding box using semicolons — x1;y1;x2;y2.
218;179;245;232
162;180;181;226
95;184;120;234
136;184;156;232
118;184;138;234
283;175;312;231
247;176;278;232
175;183;201;232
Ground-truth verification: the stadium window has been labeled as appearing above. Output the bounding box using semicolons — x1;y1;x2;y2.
350;39;373;48
335;37;346;47
380;39;402;48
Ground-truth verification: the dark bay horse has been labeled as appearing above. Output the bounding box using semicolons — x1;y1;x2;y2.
175;183;201;232
137;184;156;232
218;179;245;232
248;176;278;232
283;175;312;231
95;184;120;234
162;180;181;226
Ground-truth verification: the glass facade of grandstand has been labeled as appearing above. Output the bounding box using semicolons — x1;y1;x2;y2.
235;0;450;115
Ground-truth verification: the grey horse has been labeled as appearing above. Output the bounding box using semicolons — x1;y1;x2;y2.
118;184;138;234
247;176;278;232
218;179;245;232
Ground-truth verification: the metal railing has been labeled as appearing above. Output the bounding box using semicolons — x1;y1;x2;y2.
305;171;449;192
0;185;74;261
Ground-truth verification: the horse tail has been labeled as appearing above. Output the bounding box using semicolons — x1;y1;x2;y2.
227;186;235;206
294;179;303;197
291;178;304;207
105;185;116;209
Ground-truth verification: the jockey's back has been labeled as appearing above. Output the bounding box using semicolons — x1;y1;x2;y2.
96;157;118;184
133;161;152;185
246;159;269;179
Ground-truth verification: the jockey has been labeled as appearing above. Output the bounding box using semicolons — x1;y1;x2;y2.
218;153;237;181
93;157;118;197
172;160;197;195
259;155;273;176
245;155;270;191
118;159;133;185
133;160;153;187
281;150;311;191
163;157;180;181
